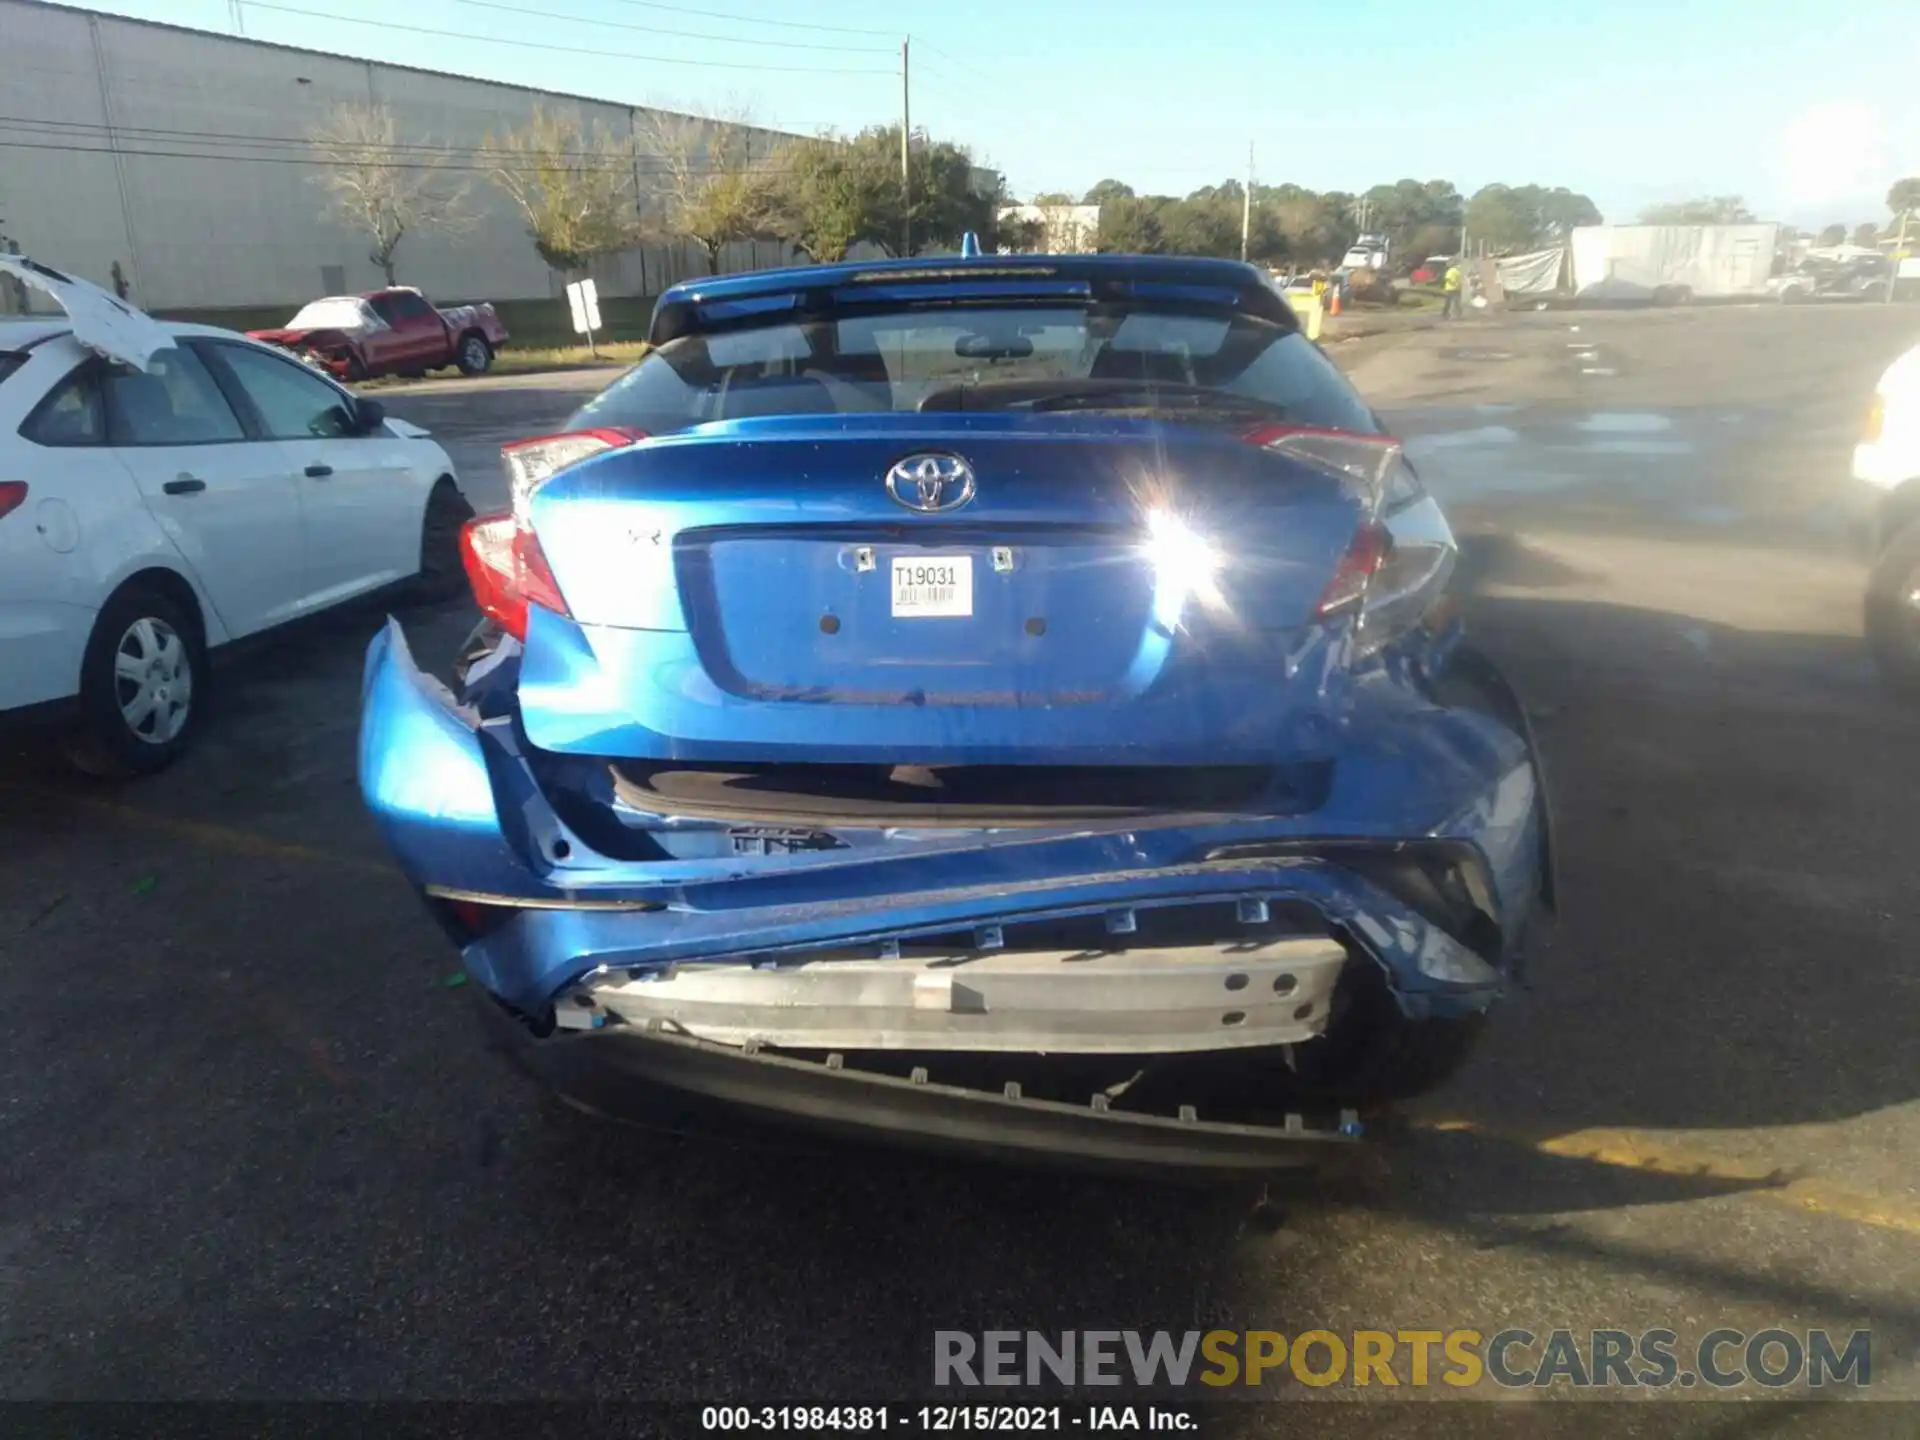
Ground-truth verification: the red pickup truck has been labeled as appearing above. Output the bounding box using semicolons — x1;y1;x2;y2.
247;287;510;381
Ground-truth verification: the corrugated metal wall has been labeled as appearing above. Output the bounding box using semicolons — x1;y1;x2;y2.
0;0;814;311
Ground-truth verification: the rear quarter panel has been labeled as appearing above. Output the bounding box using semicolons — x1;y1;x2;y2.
438;303;509;347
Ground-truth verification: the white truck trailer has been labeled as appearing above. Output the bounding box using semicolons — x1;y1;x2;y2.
1569;223;1781;303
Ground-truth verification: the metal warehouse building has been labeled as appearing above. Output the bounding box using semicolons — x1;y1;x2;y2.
0;0;814;314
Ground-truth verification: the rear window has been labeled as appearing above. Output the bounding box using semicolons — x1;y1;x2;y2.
0;353;24;387
570;305;1379;436
20;365;106;446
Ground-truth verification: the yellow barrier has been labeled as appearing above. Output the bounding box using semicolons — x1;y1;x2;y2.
1286;291;1324;340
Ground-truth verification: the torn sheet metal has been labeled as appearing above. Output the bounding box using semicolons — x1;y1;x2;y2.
0;255;177;371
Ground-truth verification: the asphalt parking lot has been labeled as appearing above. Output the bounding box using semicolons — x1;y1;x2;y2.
5;303;1920;1420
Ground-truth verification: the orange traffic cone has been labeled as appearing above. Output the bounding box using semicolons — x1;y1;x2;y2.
1327;288;1342;316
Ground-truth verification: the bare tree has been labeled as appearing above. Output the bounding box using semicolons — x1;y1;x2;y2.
484;106;638;275
637;107;783;274
308;101;470;287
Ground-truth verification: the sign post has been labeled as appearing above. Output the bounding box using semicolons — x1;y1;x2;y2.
565;277;602;356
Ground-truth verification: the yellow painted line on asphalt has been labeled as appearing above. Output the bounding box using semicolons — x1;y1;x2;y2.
6;783;396;879
1421;1117;1920;1237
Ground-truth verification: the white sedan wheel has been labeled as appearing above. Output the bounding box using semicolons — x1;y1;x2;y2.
113;615;193;744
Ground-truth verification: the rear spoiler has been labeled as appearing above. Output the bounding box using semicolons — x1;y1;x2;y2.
650;268;1301;346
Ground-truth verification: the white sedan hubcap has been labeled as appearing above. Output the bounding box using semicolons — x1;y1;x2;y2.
114;616;192;744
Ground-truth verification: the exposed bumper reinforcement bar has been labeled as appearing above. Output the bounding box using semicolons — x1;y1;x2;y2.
556;934;1349;1054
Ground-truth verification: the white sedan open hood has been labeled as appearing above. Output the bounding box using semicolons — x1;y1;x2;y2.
0;255;177;372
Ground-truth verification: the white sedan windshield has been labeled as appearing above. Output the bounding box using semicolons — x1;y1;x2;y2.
288;298;378;331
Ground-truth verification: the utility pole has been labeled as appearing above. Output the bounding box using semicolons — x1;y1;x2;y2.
1240;141;1253;262
900;37;912;258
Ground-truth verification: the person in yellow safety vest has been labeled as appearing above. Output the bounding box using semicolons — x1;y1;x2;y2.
1442;260;1464;319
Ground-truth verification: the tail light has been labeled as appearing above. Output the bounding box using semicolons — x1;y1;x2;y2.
442;897;514;942
1864;395;1884;444
1242;425;1408;508
460;512;570;641
1246;425;1455;652
500;427;646;514
1315;520;1393;617
0;481;26;521
466;428;648;640
1246;425;1409;621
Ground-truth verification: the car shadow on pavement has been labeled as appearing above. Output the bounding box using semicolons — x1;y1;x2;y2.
1433;542;1920;1144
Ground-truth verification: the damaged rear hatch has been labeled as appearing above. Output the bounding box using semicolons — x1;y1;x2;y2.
473;272;1431;773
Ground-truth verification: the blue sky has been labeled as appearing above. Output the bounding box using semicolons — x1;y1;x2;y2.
81;0;1920;226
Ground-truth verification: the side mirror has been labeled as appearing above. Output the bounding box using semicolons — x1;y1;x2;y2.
355;398;386;434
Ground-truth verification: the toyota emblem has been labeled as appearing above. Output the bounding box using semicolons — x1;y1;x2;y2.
885;453;976;513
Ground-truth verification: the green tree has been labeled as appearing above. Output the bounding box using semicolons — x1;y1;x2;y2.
1094;194;1165;253
1853;221;1883;248
768;126;996;260
638;108;783;274
766;134;893;262
1352;178;1465;260
1463;183;1601;253
1817;223;1848;246
997;212;1047;253
1886;178;1920;217
1530;186;1601;238
1266;188;1341;265
1637;196;1756;225
1158;191;1240;257
485;107;637;274
1082;178;1135;207
1463;184;1541;252
1030;190;1075;206
903;134;1002;254
1406;222;1461;266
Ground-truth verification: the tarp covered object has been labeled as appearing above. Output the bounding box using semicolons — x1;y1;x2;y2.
1494;247;1565;296
1570;224;1780;299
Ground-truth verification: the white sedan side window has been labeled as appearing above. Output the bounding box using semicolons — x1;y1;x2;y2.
103;348;244;446
211;344;357;440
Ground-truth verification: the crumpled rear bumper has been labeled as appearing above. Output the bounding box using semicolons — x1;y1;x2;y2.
360;619;1553;1165
478;997;1366;1172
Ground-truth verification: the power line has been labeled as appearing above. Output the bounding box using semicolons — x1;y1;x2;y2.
0;115;817;163
913;40;999;87
448;0;894;53
0;136;822;179
239;1;898;73
16;69;844;132
595;0;896;37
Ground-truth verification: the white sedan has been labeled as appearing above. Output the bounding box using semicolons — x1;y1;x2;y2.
1860;335;1920;693
0;256;471;775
